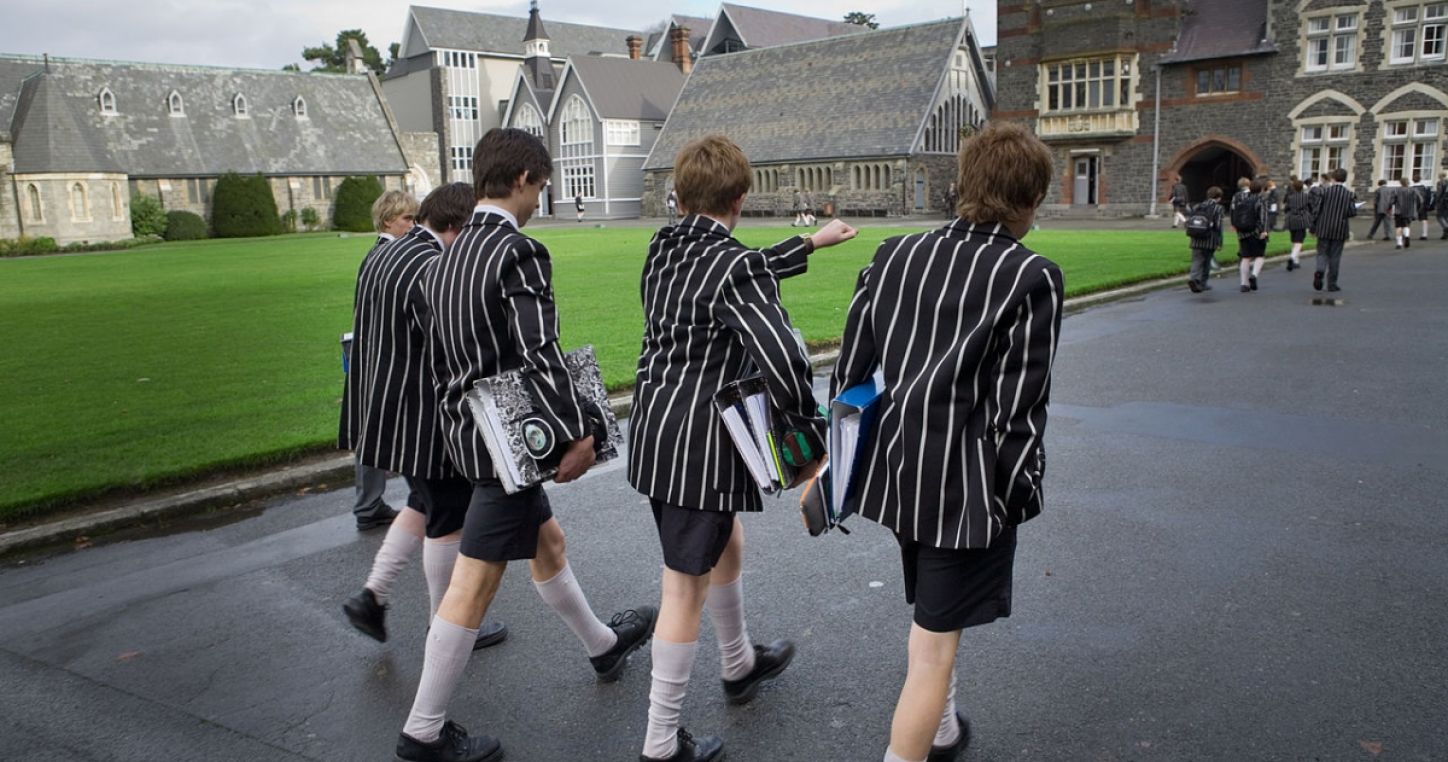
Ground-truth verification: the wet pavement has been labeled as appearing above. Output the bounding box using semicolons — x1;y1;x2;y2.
2;241;1446;761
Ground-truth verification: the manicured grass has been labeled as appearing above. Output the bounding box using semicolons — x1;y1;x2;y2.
0;225;1309;519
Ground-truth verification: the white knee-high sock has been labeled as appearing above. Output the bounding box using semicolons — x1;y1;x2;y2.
534;563;617;657
422;539;461;620
643;639;698;759
365;522;423;603
933;670;961;747
1251;257;1264;277
1290;243;1301;262
883;748;922;762
401;617;477;743
705;576;756;681
1239;259;1251;286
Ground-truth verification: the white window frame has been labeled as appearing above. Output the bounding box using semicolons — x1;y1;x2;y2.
26;183;43;222
98;87;117;115
604;120;640;147
292;96;308;118
557;96;596;200
1380;117;1441;180
232;93;248;117
167;90;184;117
70;182;90;222
513;102;545;139
448;95;479;121
1388;2;1447;65
1298;123;1352;180
448;145;473;172
1041;54;1135;114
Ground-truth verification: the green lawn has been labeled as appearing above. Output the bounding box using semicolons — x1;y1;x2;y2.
0;225;1309;519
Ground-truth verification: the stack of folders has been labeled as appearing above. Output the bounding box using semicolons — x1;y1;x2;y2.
714;377;795;494
826;377;883;523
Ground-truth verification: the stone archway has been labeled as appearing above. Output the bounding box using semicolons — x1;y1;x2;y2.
1165;136;1266;205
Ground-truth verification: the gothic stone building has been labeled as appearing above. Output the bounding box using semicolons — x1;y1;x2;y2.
0;54;438;245
643;17;995;218
994;0;1448;216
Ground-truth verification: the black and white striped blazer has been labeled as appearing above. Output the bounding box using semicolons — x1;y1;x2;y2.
830;219;1063;550
338;227;452;478
1312;183;1358;241
426;210;587;483
628;215;824;513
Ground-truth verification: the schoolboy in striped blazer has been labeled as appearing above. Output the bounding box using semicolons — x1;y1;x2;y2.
1311;167;1357;292
340;184;507;651
396;128;655;762
831;122;1064;762
627;135;857;762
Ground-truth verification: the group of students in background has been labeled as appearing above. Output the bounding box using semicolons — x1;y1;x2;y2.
338;122;1061;762
1171;168;1445;295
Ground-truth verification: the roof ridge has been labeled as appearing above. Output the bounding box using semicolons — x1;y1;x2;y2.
408;4;641;34
0;53;367;78
694;16;962;63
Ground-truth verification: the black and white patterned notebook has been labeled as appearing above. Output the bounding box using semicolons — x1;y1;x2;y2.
465;346;622;493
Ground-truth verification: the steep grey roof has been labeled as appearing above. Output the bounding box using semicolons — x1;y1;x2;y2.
718;4;866;49
0;55;408;176
564;57;683;121
0;57;42;137
645;19;963;171
407;6;638;60
524;4;549;42
1160;0;1277;64
648;15;712;59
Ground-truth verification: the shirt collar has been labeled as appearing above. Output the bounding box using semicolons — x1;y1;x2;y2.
671;213;733;240
378;232;396;242
474;203;519;230
940;217;1017;245
415;224;445;248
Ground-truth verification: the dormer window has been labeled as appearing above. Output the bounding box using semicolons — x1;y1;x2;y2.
98;88;116;115
167;90;184;116
233;93;248;117
292;95;307;118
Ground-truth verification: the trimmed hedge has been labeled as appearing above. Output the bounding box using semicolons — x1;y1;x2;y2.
212;172;283;238
130;195;168;238
0;236;163;257
164;210;208;241
0;236;58;257
332;176;384;232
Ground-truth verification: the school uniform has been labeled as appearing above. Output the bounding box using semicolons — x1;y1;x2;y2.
831;219;1063;632
1311;182;1357;290
426;206;589;562
627;214;823;574
1437;179;1448;237
1170;182;1189;212
1284;190;1312;244
340;227;468;537
1368;187;1393;240
349;233;399;528
1391;186;1419;230
1188;200;1223;288
1235;193;1270;259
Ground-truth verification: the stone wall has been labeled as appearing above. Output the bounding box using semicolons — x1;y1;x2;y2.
10;173;132;245
0;141;20;240
399;131;442;195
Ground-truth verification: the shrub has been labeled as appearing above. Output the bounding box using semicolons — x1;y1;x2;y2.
280;209;298;233
300;207;321;231
163;210;208;241
0;236;59;257
211;172;283;238
332;176;384;232
130;194;168;238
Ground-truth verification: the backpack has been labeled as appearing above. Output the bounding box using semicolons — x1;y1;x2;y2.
1185;207;1214;239
1231;194;1260;232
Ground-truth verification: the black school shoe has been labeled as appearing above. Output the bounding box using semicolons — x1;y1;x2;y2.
722;640;796;705
927;711;973;761
1313;271;1324;291
591;606;658;682
396;720;503;762
357;506;400;531
473;620;508;650
1188;279;1202;293
1249;275;1258;291
1328;285;1342;292
640;728;724;762
344;588;387;643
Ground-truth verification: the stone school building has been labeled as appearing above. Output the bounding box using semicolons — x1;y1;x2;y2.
0;54;438;245
993;0;1448;216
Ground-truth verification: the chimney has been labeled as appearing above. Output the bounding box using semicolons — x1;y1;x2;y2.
671;27;692;75
345;39;366;74
626;35;643;60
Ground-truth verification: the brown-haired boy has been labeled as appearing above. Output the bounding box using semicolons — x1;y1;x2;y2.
831;121;1064;762
627;134;857;761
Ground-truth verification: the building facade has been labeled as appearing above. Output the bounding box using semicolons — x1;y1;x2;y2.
643;17;994;218
0;54;437;245
993;0;1448;216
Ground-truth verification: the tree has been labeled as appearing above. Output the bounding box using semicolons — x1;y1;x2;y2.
129;194;167;238
212;172;284;238
844;12;879;29
299;30;388;76
332;176;386;232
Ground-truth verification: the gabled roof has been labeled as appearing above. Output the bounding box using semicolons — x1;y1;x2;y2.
403;5;638;60
713;3;866;50
524;4;549;42
502;65;554;127
645;19;964;170
648;15;712;60
554;56;684;122
0;54;409;177
1159;0;1277;64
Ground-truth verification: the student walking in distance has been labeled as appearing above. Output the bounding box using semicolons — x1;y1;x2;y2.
1413;173;1433;240
349;191;417;532
1283;178;1312;271
1391;177;1419;249
1265;177;1281;232
1311;168;1357;293
1437;171;1448;239
575;192;586;222
627;134;858;762
1367;180;1392;241
1170;173;1188;228
1233;178;1270;293
1187;186;1225;293
399;129;655;762
340;184;509;651
832;122;1063;762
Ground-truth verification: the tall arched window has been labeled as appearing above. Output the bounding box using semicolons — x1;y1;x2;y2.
557;96;595;199
71;183;89;221
98;87;116;115
233;93;248;117
514;102;545;139
26;184;42;222
167;90;184;116
292;96;307;118
112;183;123;219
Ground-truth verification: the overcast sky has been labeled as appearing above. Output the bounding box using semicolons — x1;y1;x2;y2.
0;0;996;70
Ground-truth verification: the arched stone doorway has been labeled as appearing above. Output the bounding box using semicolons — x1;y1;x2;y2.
1167;137;1265;205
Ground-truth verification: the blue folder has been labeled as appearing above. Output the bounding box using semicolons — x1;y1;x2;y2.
827;376;883;524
